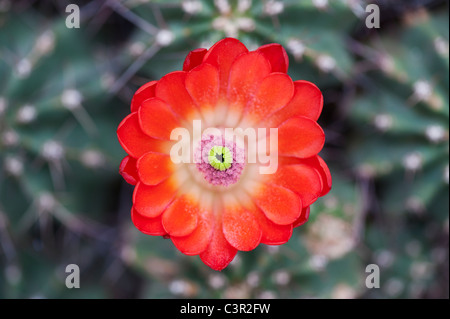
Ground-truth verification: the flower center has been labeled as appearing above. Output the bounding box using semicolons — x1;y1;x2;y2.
208;145;232;171
195;133;245;187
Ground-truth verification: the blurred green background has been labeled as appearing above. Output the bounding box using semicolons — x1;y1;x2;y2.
0;0;448;299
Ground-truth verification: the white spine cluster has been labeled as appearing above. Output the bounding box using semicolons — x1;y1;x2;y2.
263;0;284;16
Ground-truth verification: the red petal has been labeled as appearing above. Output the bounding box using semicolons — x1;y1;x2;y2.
293;206;310;228
203;38;248;99
222;205;262;251
138;98;180;140
119;156;139;185
295;155;332;196
131;208;167;236
155;71;199;120
257;43;289;73
278;116;325;158
300;155;332;196
246;204;293;245
183;48;208;71
252;184;302;225
185;63;219;111
260;220;293;245
162;195;199;237
130;81;157;113
317;155;332;196
272;164;322;207
265;80;323;127
227;51;271;114
137;152;173;186
132;180;176;218
200;218;237;271
171;213;213;256
245;72;294;124
117;113;171;158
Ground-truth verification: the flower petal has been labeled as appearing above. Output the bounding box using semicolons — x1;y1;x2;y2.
203;38;248;99
132;179;176;218
200;218;237;271
222;205;262;251
244;204;293;245
278;116;325;158
245;72;294;124
162;195;199;237
171;213;213;256
183;48;208;71
265;80;323;127
155;71;199;121
271;164;322;207
131;208;167;236
252;183;302;225
317;155;332;196
279;156;331;196
227;51;272;115
257;43;289;73
138;98;180;140
130;81;157;113
293;206;310;228
185;63;219;112
119;156;139;185
137;151;174;186
257;214;293;245
117;113;172;158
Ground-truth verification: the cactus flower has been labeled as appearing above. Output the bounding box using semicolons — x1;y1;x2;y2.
117;38;331;271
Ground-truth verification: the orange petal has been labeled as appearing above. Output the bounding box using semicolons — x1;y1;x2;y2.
131;208;167;236
185;63;219;112
257;43;289;73
130;81;157;113
183;48;207;71
138;98;180;140
200;218;237;271
155;71;199;120
245;72;294;124
278;116;325;158
132;180;176;218
265;80;323;127
271;164;322;207
162;195;199;237
252;184;302;225
293;206;310;228
137;151;173;186
203;38;248;99
227;51;271;114
171;213;213;256
119;156;139;185
222;205;262;251
117;113;172;158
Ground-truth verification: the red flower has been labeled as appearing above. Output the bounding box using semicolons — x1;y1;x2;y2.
117;38;331;271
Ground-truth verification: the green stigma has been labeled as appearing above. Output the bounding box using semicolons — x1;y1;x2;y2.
208;146;232;171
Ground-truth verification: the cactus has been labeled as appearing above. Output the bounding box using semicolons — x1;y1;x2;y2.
0;7;126;297
108;0;361;96
348;8;449;298
0;0;448;299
